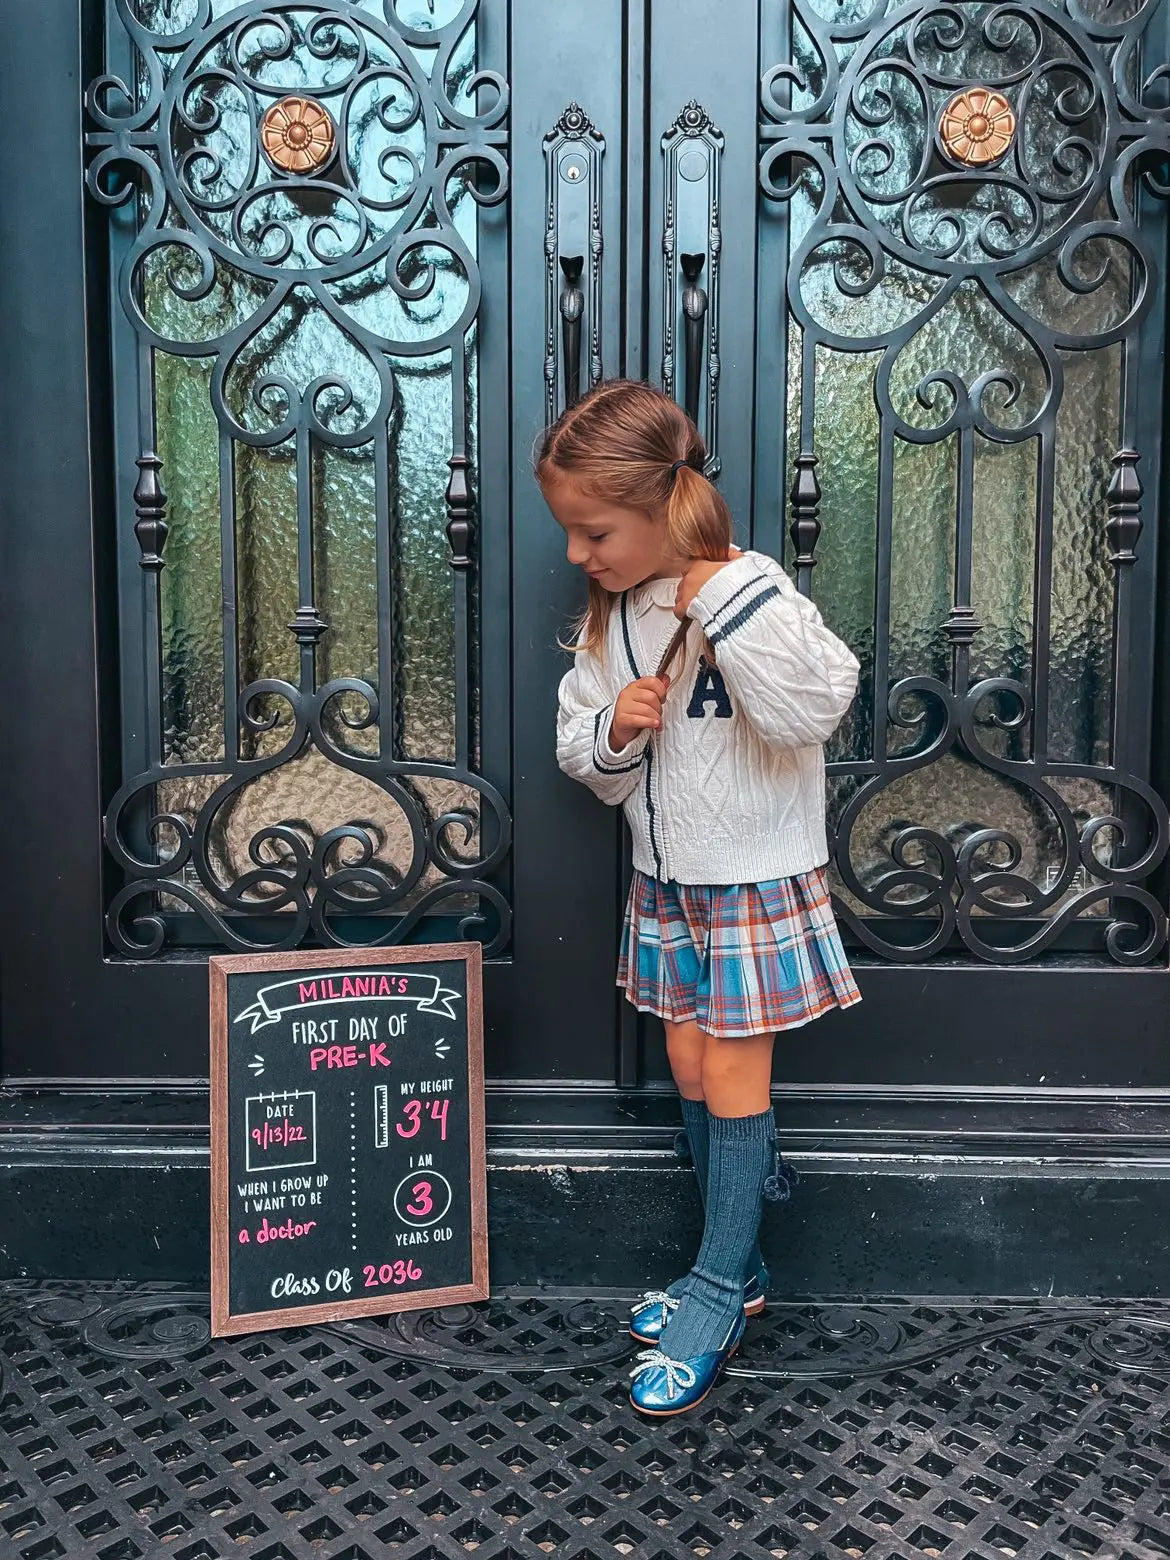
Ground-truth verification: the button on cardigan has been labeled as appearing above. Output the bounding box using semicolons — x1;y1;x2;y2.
555;550;861;886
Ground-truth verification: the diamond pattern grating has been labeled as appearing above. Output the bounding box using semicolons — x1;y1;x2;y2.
2;1282;1170;1559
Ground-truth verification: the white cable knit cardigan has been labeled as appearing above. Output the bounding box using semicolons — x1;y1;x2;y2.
555;549;861;886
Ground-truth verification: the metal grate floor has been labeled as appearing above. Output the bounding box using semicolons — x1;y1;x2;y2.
2;1282;1170;1560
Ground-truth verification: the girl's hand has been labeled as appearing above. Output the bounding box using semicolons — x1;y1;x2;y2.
611;676;670;749
674;557;732;619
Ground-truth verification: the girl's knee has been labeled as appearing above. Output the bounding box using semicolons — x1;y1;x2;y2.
699;1032;774;1096
664;1022;706;1097
699;1047;734;1098
668;1054;705;1097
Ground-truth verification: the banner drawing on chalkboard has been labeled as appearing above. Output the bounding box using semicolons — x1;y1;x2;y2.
235;971;462;1034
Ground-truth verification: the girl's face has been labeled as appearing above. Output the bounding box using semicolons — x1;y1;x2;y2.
542;470;685;592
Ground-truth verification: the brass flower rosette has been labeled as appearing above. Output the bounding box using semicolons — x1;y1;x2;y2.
260;95;336;174
939;87;1016;168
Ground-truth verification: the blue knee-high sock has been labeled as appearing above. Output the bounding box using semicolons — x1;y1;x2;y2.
666;1098;769;1300
658;1108;774;1359
665;1098;711;1300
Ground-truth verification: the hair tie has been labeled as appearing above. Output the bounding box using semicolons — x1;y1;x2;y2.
669;458;691;482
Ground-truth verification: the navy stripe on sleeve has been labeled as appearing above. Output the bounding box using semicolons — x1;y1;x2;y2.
593;707;644;774
707;584;782;645
703;573;768;632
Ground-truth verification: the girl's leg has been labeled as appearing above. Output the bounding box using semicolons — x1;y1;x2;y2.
662;1023;771;1296
663;1018;706;1101
657;1029;779;1360
660;1020;710;1302
701;1030;774;1292
700;1031;775;1117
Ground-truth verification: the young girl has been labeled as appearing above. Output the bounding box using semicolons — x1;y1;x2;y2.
536;379;862;1416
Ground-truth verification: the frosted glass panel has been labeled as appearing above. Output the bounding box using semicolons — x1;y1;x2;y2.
1049;346;1120;768
313;442;379;755
793;341;879;765
969;436;1036;702
391;350;459;764
154;352;224;764
234;441;299;734
888;436;955;695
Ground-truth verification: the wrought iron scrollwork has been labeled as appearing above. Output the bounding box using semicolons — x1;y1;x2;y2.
761;0;1170;964
85;1;512;957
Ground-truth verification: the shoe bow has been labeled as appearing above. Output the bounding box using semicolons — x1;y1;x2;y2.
628;1349;698;1401
636;1290;680;1311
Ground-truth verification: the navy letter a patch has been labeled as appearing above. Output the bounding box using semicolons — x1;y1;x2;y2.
686;659;733;719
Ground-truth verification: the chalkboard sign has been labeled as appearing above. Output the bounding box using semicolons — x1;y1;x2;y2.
210;944;487;1337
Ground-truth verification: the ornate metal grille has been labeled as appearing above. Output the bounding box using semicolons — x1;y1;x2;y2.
85;0;511;957
762;0;1170;963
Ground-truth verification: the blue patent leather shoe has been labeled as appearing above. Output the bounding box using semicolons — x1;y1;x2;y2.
629;1269;766;1345
628;1308;746;1416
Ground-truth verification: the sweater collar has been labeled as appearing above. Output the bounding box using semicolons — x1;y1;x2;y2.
630;550;746;615
632;575;681;616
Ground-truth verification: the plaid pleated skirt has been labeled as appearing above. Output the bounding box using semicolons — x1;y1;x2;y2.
617;865;861;1039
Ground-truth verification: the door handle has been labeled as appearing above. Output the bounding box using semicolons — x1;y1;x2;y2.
661;101;723;473
559;254;584;409
543;104;606;423
680;251;707;428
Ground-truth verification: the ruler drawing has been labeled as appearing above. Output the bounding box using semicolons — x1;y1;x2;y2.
374;1083;390;1149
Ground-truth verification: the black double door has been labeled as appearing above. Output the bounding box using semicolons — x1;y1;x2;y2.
4;0;1170;1142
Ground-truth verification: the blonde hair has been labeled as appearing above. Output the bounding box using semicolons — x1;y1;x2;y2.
534;379;733;665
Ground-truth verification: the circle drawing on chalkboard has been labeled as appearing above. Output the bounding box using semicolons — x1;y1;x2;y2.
393;1171;453;1227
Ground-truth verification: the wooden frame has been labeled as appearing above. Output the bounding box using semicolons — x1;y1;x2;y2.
210;943;488;1338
